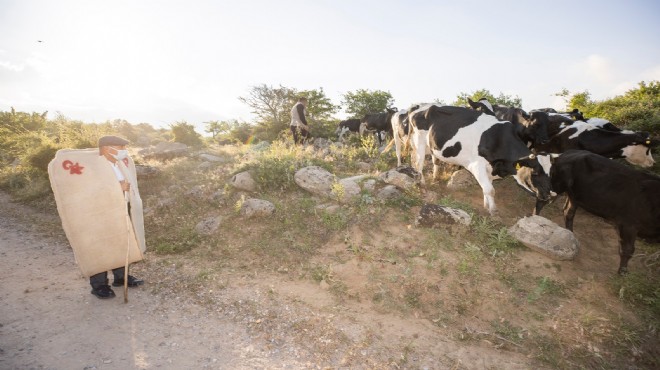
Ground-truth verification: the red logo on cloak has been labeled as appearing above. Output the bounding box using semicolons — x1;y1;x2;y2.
62;160;84;175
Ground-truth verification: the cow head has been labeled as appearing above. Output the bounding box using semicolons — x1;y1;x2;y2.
467;98;494;115
511;155;554;201
621;136;658;167
525;111;551;147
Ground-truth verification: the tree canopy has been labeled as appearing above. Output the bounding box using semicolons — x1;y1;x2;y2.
453;89;522;108
341;89;395;119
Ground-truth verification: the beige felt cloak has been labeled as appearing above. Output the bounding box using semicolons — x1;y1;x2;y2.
48;149;145;277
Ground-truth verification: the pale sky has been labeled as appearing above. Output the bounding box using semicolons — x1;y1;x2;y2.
1;0;659;133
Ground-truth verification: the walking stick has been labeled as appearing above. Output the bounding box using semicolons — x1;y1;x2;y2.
124;190;130;303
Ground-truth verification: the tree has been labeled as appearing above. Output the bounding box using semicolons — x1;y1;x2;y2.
453;89;522;108
557;81;660;135
239;84;296;141
170;121;204;148
204;120;231;139
341;89;395;118
239;84;339;141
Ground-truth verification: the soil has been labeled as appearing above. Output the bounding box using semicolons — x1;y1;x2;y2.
0;172;655;370
0;191;542;370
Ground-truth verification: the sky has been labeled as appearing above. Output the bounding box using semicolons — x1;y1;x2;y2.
1;0;659;133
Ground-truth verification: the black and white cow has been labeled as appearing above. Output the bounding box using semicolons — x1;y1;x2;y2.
391;105;419;166
467;98;551;148
547;150;660;274
410;105;553;214
360;108;397;146
335;118;362;140
535;120;658;167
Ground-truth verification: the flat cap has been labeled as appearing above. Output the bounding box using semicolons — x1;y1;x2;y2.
98;135;129;148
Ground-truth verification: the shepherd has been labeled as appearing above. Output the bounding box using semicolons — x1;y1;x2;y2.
48;135;146;300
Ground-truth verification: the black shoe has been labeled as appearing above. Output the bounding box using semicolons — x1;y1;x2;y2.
112;275;144;287
91;285;116;299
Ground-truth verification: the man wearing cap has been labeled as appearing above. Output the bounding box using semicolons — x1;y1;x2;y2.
89;135;144;299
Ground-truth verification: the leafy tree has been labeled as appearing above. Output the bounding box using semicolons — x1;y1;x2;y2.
228;120;254;144
204;120;230;139
557;81;660;135
239;84;296;141
239;84;339;141
453;89;522;108
341;89;395;118
170;121;204;148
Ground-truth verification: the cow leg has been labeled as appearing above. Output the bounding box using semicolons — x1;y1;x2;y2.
468;163;497;215
563;197;577;231
533;199;549;216
617;225;637;275
393;131;403;166
411;130;427;184
432;157;442;181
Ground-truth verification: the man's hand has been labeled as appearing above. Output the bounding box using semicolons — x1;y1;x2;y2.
120;180;131;192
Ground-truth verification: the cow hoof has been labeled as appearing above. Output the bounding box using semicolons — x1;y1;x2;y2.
617;267;629;276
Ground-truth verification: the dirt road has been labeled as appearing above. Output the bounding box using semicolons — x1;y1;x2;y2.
0;193;309;370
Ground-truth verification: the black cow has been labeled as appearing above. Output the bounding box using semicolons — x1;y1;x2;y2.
410;105;553;214
335;118;362;140
547;150;660;274
467;98;551;148
535;120;658;167
360;108;397;146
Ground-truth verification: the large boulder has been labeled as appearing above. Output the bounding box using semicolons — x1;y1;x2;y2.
416;204;472;227
508;215;579;260
240;198;275;218
138;141;189;160
135;164;160;179
230;171;257;192
380;166;418;191
294;166;337;197
335;178;361;203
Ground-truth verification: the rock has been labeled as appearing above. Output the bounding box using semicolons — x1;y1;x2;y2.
508;215;579;260
230;171;257;192
197;161;214;171
195;216;222;235
416;204;472;227
138;141;189;160
315;204;340;214
380;166;418;191
135;165;160;179
240;198;275;218
447;169;477;189
376;185;402;200
198;153;226;162
335;178;361;203
184;185;205;199
294;166;337;197
362;179;377;192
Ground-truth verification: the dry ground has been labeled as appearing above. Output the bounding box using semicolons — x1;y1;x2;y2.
1;148;658;369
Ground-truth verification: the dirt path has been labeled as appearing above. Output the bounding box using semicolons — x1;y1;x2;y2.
0;193;309;370
0;191;547;370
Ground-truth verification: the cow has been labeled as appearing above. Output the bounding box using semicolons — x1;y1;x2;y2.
535;120;658;167
546;150;660;274
410;104;553;214
335;118;362;140
360;108;398;146
390;105;419;166
467;98;551;149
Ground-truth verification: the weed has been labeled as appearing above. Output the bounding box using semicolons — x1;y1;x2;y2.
527;276;567;303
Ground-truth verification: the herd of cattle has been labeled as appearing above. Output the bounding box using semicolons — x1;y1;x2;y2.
335;99;660;274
